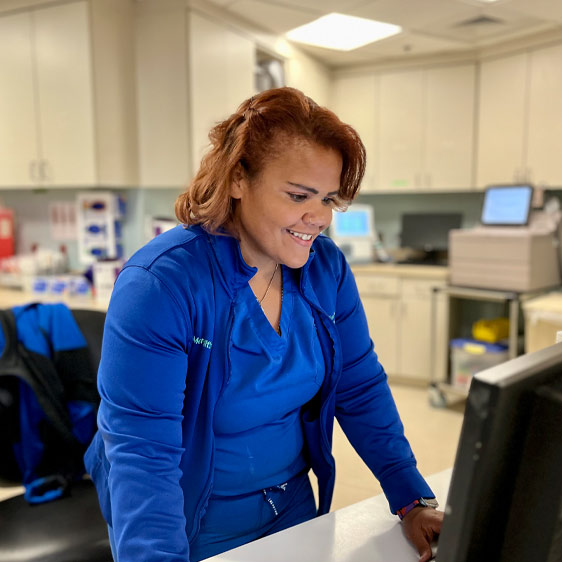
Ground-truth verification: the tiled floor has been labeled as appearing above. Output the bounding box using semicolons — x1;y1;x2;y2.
0;383;465;511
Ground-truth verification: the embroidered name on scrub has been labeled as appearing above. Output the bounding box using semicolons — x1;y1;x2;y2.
193;336;213;349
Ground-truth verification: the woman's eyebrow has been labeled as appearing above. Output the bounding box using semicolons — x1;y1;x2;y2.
287;181;339;196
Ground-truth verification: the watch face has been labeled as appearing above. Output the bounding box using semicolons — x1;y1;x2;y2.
422;497;439;509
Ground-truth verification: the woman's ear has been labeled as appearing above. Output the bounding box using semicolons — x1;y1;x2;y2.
230;162;247;200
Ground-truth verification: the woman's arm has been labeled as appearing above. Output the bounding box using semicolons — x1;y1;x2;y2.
97;265;191;561
332;257;433;513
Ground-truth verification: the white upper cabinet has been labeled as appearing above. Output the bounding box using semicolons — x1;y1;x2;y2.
189;11;255;174
33;2;96;186
526;43;562;187
378;69;425;191
330;74;378;193
135;1;191;187
0;0;137;188
425;64;475;190
477;44;562;189
476;53;528;188
377;64;476;192
0;11;37;187
136;1;255;188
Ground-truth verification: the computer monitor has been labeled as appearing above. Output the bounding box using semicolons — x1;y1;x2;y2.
437;343;562;562
481;184;533;226
330;204;375;263
399;213;462;265
400;213;462;252
331;204;374;239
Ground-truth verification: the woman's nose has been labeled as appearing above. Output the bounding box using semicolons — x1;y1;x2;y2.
303;205;332;230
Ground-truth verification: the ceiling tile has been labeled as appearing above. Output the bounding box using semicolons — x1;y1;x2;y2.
350;0;478;29
417;3;555;45
491;0;562;23
358;30;469;56
225;0;318;34
290;30;468;68
257;0;366;14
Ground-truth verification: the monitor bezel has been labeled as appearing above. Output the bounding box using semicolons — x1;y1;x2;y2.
480;184;534;227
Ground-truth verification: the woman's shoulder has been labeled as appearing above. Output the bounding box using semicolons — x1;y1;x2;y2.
116;225;216;303
125;225;211;273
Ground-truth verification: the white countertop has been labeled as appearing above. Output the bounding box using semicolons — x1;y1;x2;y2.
205;469;452;562
0;287;108;311
351;263;449;280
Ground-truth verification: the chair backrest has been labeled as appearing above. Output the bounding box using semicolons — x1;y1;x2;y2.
71;309;106;373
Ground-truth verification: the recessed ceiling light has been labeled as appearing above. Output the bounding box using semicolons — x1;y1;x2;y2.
286;13;402;51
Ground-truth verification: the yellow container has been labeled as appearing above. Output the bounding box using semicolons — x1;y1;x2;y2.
472;317;510;343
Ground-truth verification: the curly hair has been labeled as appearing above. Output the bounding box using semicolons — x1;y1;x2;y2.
175;87;366;233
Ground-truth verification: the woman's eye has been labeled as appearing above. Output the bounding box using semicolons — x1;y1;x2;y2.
322;197;336;207
289;193;307;202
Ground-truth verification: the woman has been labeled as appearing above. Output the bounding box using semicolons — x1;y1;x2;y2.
85;87;442;562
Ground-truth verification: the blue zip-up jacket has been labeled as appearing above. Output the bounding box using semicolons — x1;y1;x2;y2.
84;225;433;561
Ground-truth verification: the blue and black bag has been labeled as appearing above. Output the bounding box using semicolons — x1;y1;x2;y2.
0;303;99;504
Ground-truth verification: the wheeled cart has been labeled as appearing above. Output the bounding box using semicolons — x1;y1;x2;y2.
428;285;543;407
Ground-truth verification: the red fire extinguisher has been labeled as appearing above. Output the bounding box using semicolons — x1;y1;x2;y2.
0;208;15;258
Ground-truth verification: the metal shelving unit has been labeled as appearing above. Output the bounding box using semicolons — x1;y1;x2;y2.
428;285;545;407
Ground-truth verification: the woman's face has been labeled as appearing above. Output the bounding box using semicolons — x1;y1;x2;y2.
231;140;343;270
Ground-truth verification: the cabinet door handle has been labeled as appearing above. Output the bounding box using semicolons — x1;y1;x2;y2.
40;160;51;182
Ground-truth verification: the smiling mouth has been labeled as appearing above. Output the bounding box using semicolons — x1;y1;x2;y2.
288;230;313;241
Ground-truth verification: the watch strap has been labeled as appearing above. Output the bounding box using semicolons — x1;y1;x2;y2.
396;497;438;520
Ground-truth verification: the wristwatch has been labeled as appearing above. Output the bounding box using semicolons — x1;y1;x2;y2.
396;497;439;520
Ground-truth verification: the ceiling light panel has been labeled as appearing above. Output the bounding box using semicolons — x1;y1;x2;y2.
286;13;402;51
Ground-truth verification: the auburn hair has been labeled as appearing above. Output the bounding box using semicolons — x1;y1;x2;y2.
175;87;366;233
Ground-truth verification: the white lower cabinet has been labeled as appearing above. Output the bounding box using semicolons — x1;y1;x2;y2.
354;268;448;383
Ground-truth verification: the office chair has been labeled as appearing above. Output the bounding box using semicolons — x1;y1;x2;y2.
0;308;113;562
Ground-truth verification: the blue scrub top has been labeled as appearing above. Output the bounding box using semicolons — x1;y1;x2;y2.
212;266;325;495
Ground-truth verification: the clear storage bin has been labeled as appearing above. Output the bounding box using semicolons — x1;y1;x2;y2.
450;338;509;390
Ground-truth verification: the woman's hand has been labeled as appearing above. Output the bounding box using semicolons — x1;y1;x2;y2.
401;507;443;561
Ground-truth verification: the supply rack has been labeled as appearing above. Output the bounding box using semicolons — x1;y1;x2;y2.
428;285;546;407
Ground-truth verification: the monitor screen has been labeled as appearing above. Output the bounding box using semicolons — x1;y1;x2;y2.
331;205;373;238
400;213;462;252
481;184;533;226
437;343;562;561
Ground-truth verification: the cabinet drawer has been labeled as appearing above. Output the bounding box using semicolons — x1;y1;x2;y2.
355;275;400;296
401;278;445;299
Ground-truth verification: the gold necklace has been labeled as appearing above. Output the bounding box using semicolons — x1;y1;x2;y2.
258;263;279;306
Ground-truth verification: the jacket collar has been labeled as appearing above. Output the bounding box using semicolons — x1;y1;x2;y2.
194;224;319;297
198;226;256;293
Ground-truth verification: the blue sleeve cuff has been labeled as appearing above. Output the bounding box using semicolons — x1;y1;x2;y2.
380;465;435;514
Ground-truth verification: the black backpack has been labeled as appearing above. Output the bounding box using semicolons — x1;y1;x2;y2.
0;305;101;504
